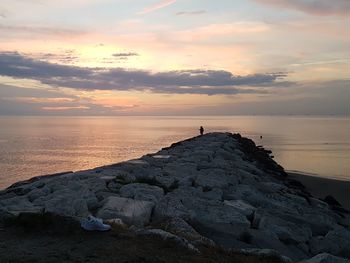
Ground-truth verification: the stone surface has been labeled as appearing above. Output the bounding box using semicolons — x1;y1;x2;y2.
97;196;154;226
119;183;164;203
135;228;199;252
300;253;350;263
1;132;349;262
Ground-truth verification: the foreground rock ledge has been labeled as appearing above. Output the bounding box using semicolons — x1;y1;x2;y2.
1;132;349;262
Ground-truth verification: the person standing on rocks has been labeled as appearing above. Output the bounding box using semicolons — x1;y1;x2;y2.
199;126;204;136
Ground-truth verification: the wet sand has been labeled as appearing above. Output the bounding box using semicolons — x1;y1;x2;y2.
288;172;350;210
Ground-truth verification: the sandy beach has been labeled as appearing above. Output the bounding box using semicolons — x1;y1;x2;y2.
288;172;350;211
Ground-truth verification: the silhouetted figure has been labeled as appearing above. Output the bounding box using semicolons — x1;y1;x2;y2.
260;135;263;139
199;126;204;136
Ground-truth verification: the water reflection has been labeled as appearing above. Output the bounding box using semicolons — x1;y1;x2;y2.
0;116;349;188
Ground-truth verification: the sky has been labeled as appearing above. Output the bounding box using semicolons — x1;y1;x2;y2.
0;0;349;115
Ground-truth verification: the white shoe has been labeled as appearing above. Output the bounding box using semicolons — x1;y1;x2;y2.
81;216;111;231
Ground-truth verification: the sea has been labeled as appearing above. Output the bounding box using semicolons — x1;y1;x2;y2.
0;116;350;189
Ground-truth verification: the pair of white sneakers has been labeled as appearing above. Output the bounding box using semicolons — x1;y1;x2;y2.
81;215;111;231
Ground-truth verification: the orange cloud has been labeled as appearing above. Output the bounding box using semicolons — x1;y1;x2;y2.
42;106;89;111
3;97;76;104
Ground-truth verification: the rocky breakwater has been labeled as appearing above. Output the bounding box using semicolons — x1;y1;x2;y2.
1;132;349;263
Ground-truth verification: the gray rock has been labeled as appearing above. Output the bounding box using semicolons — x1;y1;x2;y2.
196;169;237;189
249;229;308;261
215;148;235;161
0;196;43;216
201;188;223;201
97;196;154;226
1;132;349;261
310;228;350;257
161;217;215;246
240;248;293;263
183;197;251;240
258;215;312;244
27;186;51;202
135;228;199;252
153;192;192;221
119;183;164;203
300;253;350;263
44;196;89;217
223;199;255;216
112;170;136;184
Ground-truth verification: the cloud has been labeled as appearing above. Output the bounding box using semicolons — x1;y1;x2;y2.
27;50;79;63
0;11;7;19
2;97;76;104
176;10;206;16
0;23;86;38
253;0;350;16
138;0;176;15
172;22;270;42
112;52;139;58
0;52;286;95
41;106;90;111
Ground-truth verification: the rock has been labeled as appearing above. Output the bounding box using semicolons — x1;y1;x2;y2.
153;190;194;221
160;217;215;246
2;132;350;262
223;199;256;217
162;162;198;180
114;171;136;184
258;215;312;244
135;228;199;252
195;169;238;189
240;248;293;263
97;196;154;226
309;198;329;209
215;148;236;161
0;208;15;224
119;183;164;203
44;196;89;217
200;188;223;201
258;182;287;193
183;197;251;242
249;229;308;261
300;253;350;263
27;186;50;202
310;228;350;257
324;195;342;207
0;196;43;216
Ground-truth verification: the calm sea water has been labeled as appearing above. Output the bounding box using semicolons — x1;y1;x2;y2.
0;116;349;189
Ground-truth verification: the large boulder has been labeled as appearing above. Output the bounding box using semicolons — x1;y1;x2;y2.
195;169;238;189
300;253;350;263
0;196;43;216
258;215;312;244
44;196;89;217
310;228;350;257
97;196;154;226
223;199;256;216
119;183;164;203
134;228;199;252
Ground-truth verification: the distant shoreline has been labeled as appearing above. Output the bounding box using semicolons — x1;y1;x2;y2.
288;171;350;210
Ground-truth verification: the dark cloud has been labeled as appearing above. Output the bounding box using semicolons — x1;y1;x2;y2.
28;50;79;63
254;0;350;16
0;52;287;95
112;52;139;57
176;10;206;16
0;83;74;98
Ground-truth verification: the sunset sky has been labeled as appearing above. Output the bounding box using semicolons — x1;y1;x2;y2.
0;0;349;115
